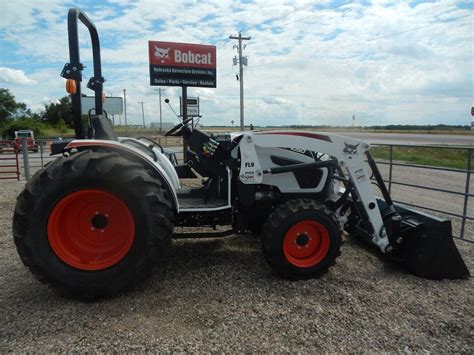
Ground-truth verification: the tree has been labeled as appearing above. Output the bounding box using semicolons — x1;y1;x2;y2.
55;118;68;134
42;96;73;127
1;119;45;138
0;88;31;123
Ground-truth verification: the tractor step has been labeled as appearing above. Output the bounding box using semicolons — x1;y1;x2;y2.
173;229;235;239
178;195;228;209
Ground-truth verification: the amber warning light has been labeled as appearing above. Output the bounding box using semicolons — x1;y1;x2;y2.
65;79;77;94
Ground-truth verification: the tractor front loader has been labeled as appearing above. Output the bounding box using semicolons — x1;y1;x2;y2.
12;8;469;299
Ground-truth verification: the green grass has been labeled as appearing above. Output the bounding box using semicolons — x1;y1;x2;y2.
371;146;471;170
41;127;74;137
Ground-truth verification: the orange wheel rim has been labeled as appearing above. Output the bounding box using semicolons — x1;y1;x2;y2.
283;220;330;268
47;189;135;270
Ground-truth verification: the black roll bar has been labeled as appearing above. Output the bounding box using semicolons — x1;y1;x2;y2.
61;8;104;139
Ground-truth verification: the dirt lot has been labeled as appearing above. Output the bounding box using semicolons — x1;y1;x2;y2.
1;171;473;352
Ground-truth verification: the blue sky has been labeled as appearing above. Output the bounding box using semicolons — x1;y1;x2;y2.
0;0;473;127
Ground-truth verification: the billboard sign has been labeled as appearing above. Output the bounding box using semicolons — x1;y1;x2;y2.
148;41;216;88
81;96;123;115
180;97;200;117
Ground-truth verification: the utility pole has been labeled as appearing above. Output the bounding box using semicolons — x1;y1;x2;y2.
229;31;251;131
139;101;147;129
123;89;128;135
155;88;166;134
109;92;114;126
352;115;355;129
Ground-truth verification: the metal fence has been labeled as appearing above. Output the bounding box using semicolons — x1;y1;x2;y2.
7;138;472;242
0;141;20;181
371;143;473;242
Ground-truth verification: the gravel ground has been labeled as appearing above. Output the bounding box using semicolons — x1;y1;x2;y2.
1;174;473;352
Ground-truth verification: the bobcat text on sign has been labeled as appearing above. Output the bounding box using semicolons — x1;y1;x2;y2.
174;50;212;65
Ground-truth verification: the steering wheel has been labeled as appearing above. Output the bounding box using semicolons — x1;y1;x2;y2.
165;117;193;137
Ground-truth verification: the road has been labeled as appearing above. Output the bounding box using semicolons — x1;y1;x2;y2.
205;128;473;146
318;132;473;146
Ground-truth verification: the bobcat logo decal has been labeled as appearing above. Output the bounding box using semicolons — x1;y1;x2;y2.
154;46;171;63
343;142;360;154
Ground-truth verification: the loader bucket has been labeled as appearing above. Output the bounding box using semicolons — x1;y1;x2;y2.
378;200;470;280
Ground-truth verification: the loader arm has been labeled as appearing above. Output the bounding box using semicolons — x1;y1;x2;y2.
238;130;390;252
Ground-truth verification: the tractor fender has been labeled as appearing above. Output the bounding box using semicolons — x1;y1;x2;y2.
64;140;179;211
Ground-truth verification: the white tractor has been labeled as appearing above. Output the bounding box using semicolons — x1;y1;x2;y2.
12;8;469;299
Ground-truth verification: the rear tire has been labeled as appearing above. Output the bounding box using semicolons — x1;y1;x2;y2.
13;150;173;299
261;199;341;280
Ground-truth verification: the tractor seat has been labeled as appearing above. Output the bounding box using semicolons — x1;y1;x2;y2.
91;115;118;141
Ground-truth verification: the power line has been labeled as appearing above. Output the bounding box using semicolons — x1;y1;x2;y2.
245;14;471;71
217;1;340;61
217;41;234;61
327;13;472;54
251;1;326;30
246;1;352;49
247;1;461;52
265;1;352;31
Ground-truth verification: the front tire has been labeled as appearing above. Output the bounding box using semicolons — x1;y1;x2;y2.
261;199;341;280
13;150;173;299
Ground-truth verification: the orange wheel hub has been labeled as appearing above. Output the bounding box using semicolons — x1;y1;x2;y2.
47;189;135;270
283;220;330;268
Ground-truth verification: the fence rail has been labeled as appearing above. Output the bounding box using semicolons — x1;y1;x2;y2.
3;138;471;242
371;143;473;242
0;141;20;181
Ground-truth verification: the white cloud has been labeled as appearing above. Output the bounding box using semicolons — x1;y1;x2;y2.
0;0;65;29
0;0;472;126
0;67;37;85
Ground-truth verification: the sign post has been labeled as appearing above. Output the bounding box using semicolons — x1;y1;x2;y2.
182;86;188;153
